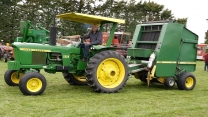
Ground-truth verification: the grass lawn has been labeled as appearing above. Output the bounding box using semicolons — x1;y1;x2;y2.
0;61;208;117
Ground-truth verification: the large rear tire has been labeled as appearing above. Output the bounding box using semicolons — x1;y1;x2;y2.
4;70;24;86
177;72;196;90
62;72;86;85
85;50;129;93
19;72;46;95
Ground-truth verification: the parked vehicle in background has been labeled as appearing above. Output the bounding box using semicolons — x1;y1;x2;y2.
0;40;14;62
197;44;207;60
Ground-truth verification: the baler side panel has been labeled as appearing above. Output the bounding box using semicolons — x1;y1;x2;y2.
178;28;198;72
155;23;184;77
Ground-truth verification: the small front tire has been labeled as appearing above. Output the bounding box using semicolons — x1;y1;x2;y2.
4;70;24;86
19;72;47;95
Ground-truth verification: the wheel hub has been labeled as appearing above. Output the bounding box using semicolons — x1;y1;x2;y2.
169;80;174;86
32;82;36;87
97;58;125;88
103;66;118;79
27;78;42;92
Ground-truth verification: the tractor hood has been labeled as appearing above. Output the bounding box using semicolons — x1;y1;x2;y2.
11;42;80;65
12;42;78;53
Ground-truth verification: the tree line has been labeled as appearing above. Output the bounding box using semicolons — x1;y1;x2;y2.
0;0;187;43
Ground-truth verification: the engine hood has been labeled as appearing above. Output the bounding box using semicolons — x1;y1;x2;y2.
12;42;78;53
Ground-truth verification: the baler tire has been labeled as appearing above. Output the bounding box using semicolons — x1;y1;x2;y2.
3;54;8;62
164;77;175;88
4;70;24;86
177;72;196;90
63;73;86;85
19;72;46;95
85;50;129;93
134;71;148;82
0;49;2;58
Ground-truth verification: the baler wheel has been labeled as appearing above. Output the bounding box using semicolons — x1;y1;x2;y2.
164;77;175;88
19;72;46;95
3;54;8;62
177;72;196;90
0;49;2;58
4;70;24;86
85;50;129;93
63;73;86;85
134;71;148;82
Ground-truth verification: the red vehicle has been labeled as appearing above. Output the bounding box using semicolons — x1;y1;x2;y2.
197;44;207;60
0;41;14;62
102;32;131;56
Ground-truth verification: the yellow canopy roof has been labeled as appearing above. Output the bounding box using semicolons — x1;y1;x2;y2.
56;12;125;24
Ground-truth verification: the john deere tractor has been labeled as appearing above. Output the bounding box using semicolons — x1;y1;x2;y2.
4;13;198;95
15;20;49;43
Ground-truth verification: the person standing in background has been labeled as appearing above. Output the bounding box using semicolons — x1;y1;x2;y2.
204;52;208;71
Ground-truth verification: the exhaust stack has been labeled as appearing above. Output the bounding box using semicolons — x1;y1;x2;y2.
49;11;57;46
49;27;56;46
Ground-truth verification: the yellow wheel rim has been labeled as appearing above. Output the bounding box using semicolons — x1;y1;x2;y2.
185;77;194;88
96;58;125;88
27;78;42;92
72;74;86;82
11;71;24;84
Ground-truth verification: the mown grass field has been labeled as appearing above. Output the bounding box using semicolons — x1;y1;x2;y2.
0;61;208;117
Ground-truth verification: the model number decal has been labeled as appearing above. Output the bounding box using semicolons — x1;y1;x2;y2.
63;55;70;58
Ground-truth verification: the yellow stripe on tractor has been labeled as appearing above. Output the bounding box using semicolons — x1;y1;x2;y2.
20;48;51;52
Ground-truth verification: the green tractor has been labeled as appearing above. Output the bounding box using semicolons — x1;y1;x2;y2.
4;13;198;95
15;20;49;43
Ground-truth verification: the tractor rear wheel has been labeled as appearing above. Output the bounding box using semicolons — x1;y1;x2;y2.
164;77;175;88
85;50;129;93
62;73;86;85
19;72;46;95
177;72;196;90
4;70;24;86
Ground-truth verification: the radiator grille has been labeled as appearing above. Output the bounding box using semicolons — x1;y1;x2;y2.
32;52;46;64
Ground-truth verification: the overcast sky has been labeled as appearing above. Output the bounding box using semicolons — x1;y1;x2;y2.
141;0;208;43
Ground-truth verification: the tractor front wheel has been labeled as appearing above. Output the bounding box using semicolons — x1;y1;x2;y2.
164;77;175;88
19;72;46;95
85;50;129;93
177;72;196;90
63;73;86;85
4;70;24;86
